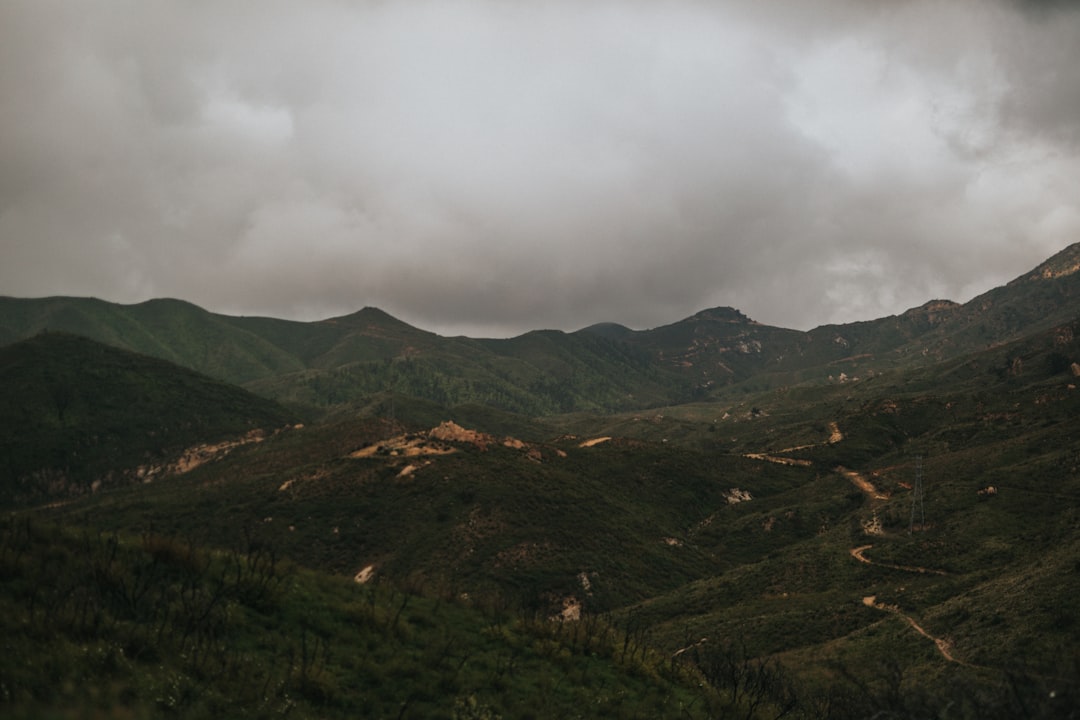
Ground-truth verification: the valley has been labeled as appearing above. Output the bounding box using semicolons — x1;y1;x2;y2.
3;244;1080;718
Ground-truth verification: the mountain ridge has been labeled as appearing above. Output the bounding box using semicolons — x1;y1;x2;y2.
5;240;1079;339
3;242;1079;413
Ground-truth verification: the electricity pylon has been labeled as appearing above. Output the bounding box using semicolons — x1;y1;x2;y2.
909;454;925;534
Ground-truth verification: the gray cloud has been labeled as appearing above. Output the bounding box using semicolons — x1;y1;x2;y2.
1;0;1078;337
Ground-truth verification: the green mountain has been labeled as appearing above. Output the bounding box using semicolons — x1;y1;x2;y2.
0;332;296;507
4;244;1080;718
585;242;1080;395
23;312;1080;716
11;243;1080;415
0;299;691;415
0;297;308;384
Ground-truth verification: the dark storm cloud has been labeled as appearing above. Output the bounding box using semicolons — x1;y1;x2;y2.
1;1;1078;337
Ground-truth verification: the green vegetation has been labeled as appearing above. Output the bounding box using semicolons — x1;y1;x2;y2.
3;241;1076;416
0;298;692;415
0;517;708;719
3;245;1080;716
0;333;296;507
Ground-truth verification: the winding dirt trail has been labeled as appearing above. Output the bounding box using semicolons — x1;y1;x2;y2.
861;596;961;664
849;545;948;576
742;421;844;466
850;528;957;664
742;453;813;467
743;420;964;665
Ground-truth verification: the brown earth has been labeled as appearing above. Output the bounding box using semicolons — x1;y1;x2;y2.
138;426;301;481
837;467;889;500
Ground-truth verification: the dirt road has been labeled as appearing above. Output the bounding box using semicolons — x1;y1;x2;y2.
745;421;962;665
849;545;948;576
837;467;889;500
862;595;961;664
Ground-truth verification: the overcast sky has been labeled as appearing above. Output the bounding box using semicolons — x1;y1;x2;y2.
2;1;1079;337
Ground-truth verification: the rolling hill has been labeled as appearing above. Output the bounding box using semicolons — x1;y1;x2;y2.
3;243;1080;718
0;332;297;507
16;320;1078;716
4;243;1080;418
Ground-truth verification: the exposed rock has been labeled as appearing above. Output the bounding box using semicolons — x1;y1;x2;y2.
578;572;594;594
138;428;274;481
397;463;423;478
724;488;753;504
429;420;495;449
552;596;581;622
903;299;961;326
861;514;884;536
349;434;455;459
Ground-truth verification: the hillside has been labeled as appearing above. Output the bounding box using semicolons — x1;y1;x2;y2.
0;332;297;507
0;517;713;719
5;244;1080;416
21;315;1077;714
0;298;692;415
4;244;1080;717
0;297;308;385
590;243;1080;397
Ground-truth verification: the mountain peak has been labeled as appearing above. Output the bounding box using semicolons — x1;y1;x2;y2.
321;306;412;329
1021;242;1080;282
900;299;961;319
687;307;752;324
576;322;634;340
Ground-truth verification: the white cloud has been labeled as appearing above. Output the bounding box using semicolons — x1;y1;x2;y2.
1;0;1078;335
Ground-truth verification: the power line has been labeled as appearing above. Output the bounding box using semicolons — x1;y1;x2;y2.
909;454;925;534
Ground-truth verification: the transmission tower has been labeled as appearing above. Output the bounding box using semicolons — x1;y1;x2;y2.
909;454;925;534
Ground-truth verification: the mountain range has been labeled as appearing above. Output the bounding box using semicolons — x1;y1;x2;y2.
3;243;1080;718
4;241;1080;416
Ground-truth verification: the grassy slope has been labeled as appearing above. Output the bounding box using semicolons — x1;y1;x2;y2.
0;297;307;385
24;317;1080;715
0;297;690;415
29;317;1075;708
44;417;803;613
0;332;296;506
0;517;710;720
611;318;1080;711
5;248;1080;717
4;244;1080;417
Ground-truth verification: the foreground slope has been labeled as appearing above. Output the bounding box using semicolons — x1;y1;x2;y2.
0;517;711;719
